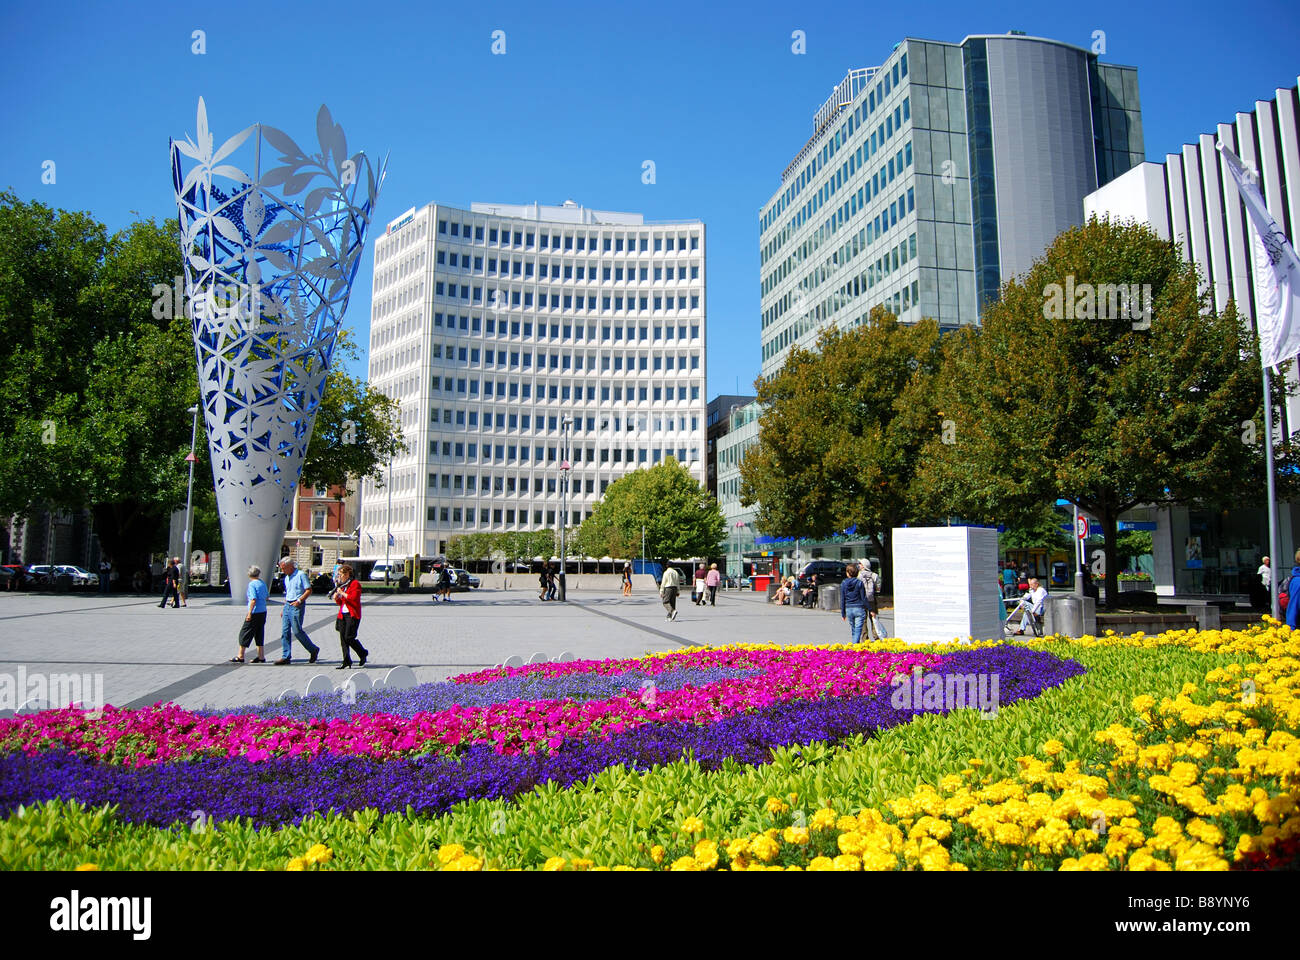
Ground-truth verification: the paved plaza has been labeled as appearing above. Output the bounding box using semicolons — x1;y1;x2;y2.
0;583;884;713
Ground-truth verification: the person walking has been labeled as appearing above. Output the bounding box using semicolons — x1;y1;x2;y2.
538;566;550;601
660;565;681;621
545;565;558;601
98;557;111;595
158;558;180;609
622;562;632;597
438;564;453;603
176;556;190;607
274;557;320;665
230;565;268;663
1001;562;1017;599
859;559;883;640
329;563;368;670
705;563;721;607
692;564;707;605
841;563;869;643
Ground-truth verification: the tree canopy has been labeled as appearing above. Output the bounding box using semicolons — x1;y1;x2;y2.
576;458;724;561
914;217;1284;605
738;308;945;588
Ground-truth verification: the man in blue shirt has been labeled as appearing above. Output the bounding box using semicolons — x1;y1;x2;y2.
275;557;321;665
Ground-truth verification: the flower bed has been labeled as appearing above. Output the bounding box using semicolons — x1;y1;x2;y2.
1;624;1296;871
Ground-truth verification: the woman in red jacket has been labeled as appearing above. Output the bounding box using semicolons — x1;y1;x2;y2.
330;563;368;670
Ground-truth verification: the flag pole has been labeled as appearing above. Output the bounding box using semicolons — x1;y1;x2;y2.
1264;365;1281;619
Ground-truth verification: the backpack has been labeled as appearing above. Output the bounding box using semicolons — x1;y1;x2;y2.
861;571;877;601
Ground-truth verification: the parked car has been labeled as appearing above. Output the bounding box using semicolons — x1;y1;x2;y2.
796;560;849;591
56;565;98;587
26;564;53;585
1;564;28;589
449;568;480;591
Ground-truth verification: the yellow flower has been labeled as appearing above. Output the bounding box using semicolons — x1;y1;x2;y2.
750;835;780;862
303;843;332;866
766;797;789;815
445;854;483;872
286;857;307;871
693;840;720;871
74;863;98;871
649;845;665;865
782;826;810;845
670;855;699;871
571;858;594;871
810;808;838;830
807;856;835;871
832;854;863;871
437;843;465;865
680;816;705;834
1042;740;1065;756
543;856;567;871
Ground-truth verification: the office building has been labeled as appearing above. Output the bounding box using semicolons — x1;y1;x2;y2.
705;394;755;497
361;201;707;559
758;32;1144;376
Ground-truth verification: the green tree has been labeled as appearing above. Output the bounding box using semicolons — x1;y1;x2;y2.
579;458;723;562
999;502;1072;552
738;309;945;590
915;217;1281;606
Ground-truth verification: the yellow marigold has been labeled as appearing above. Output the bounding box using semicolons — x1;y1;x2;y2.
437;843;465;865
693;840;719;870
861;850;898;871
837;831;866;856
1168;761;1199;786
304;843;332;866
1042;740;1064;757
571;858;594;871
680;816;704;834
1060;853;1109;871
75;863;99;871
670;855;699;871
919;846;950;871
992;822;1025;846
836;815;860;832
766;797;789;815
725;838;750;860
810;808;838;830
749;835;780;862
782;826;810;845
833;854;863;871
968;758;985;768
807;856;835;871
286;857;307;871
445;854;483;872
1185;819;1224;846
649;845;665;865
542;856;567;871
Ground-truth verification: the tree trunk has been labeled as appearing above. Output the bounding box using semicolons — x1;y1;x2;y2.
1100;511;1120;610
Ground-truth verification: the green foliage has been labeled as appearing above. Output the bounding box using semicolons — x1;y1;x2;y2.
999;502;1071;552
0;643;1241;870
578;457;724;560
1116;530;1153;564
445;530;555;563
738;309;944;588
916;217;1278;606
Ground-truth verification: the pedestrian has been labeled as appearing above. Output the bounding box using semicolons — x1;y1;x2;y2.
158;557;180;609
274;557;320;665
705;563;721;606
660;565;681;621
176;556;189;607
859;559;883;640
329;563;368;670
230;565;268;663
691;564;706;605
98;557;111;595
1001;562;1017;599
1285;550;1300;628
438;564;453;602
545;565;558;601
622;562;632;597
841;563;868;643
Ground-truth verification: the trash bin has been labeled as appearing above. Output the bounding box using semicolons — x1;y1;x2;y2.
54;573;73;594
766;582;779;602
818;583;840;612
1043;594;1096;638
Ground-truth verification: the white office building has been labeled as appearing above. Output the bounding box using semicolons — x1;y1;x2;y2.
361;201;707;559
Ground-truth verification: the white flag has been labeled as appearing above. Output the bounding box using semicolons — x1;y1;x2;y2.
1217;142;1300;368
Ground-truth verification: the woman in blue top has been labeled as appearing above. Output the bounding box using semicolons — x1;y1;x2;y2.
231;565;269;663
1285;550;1300;627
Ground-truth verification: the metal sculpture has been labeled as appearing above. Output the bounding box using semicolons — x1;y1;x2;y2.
171;98;385;599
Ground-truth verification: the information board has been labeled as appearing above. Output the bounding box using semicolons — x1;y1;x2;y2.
893;527;1002;643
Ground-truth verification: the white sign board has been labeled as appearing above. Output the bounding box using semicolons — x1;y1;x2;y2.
893;527;1002;643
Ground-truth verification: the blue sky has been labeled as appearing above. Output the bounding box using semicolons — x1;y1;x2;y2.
2;0;1297;396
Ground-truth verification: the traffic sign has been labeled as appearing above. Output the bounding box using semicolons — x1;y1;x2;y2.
1076;517;1089;540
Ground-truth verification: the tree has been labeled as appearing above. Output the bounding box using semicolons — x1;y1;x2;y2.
999;501;1072;553
578;458;723;562
737;309;945;590
915;217;1283;606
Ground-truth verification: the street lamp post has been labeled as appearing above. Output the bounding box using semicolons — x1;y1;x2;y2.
182;404;200;591
558;416;572;601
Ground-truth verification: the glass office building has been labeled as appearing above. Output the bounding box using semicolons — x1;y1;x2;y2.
758;33;1144;376
362;201;707;558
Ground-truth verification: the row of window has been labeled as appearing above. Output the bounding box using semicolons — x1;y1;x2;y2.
428;441;700;466
429;377;702;402
434;282;701;313
432;315;702;342
429;344;701;373
763;279;923;362
436;218;700;254
432;410;699;433
436;253;701;284
428;506;585;529
762;51;910;234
